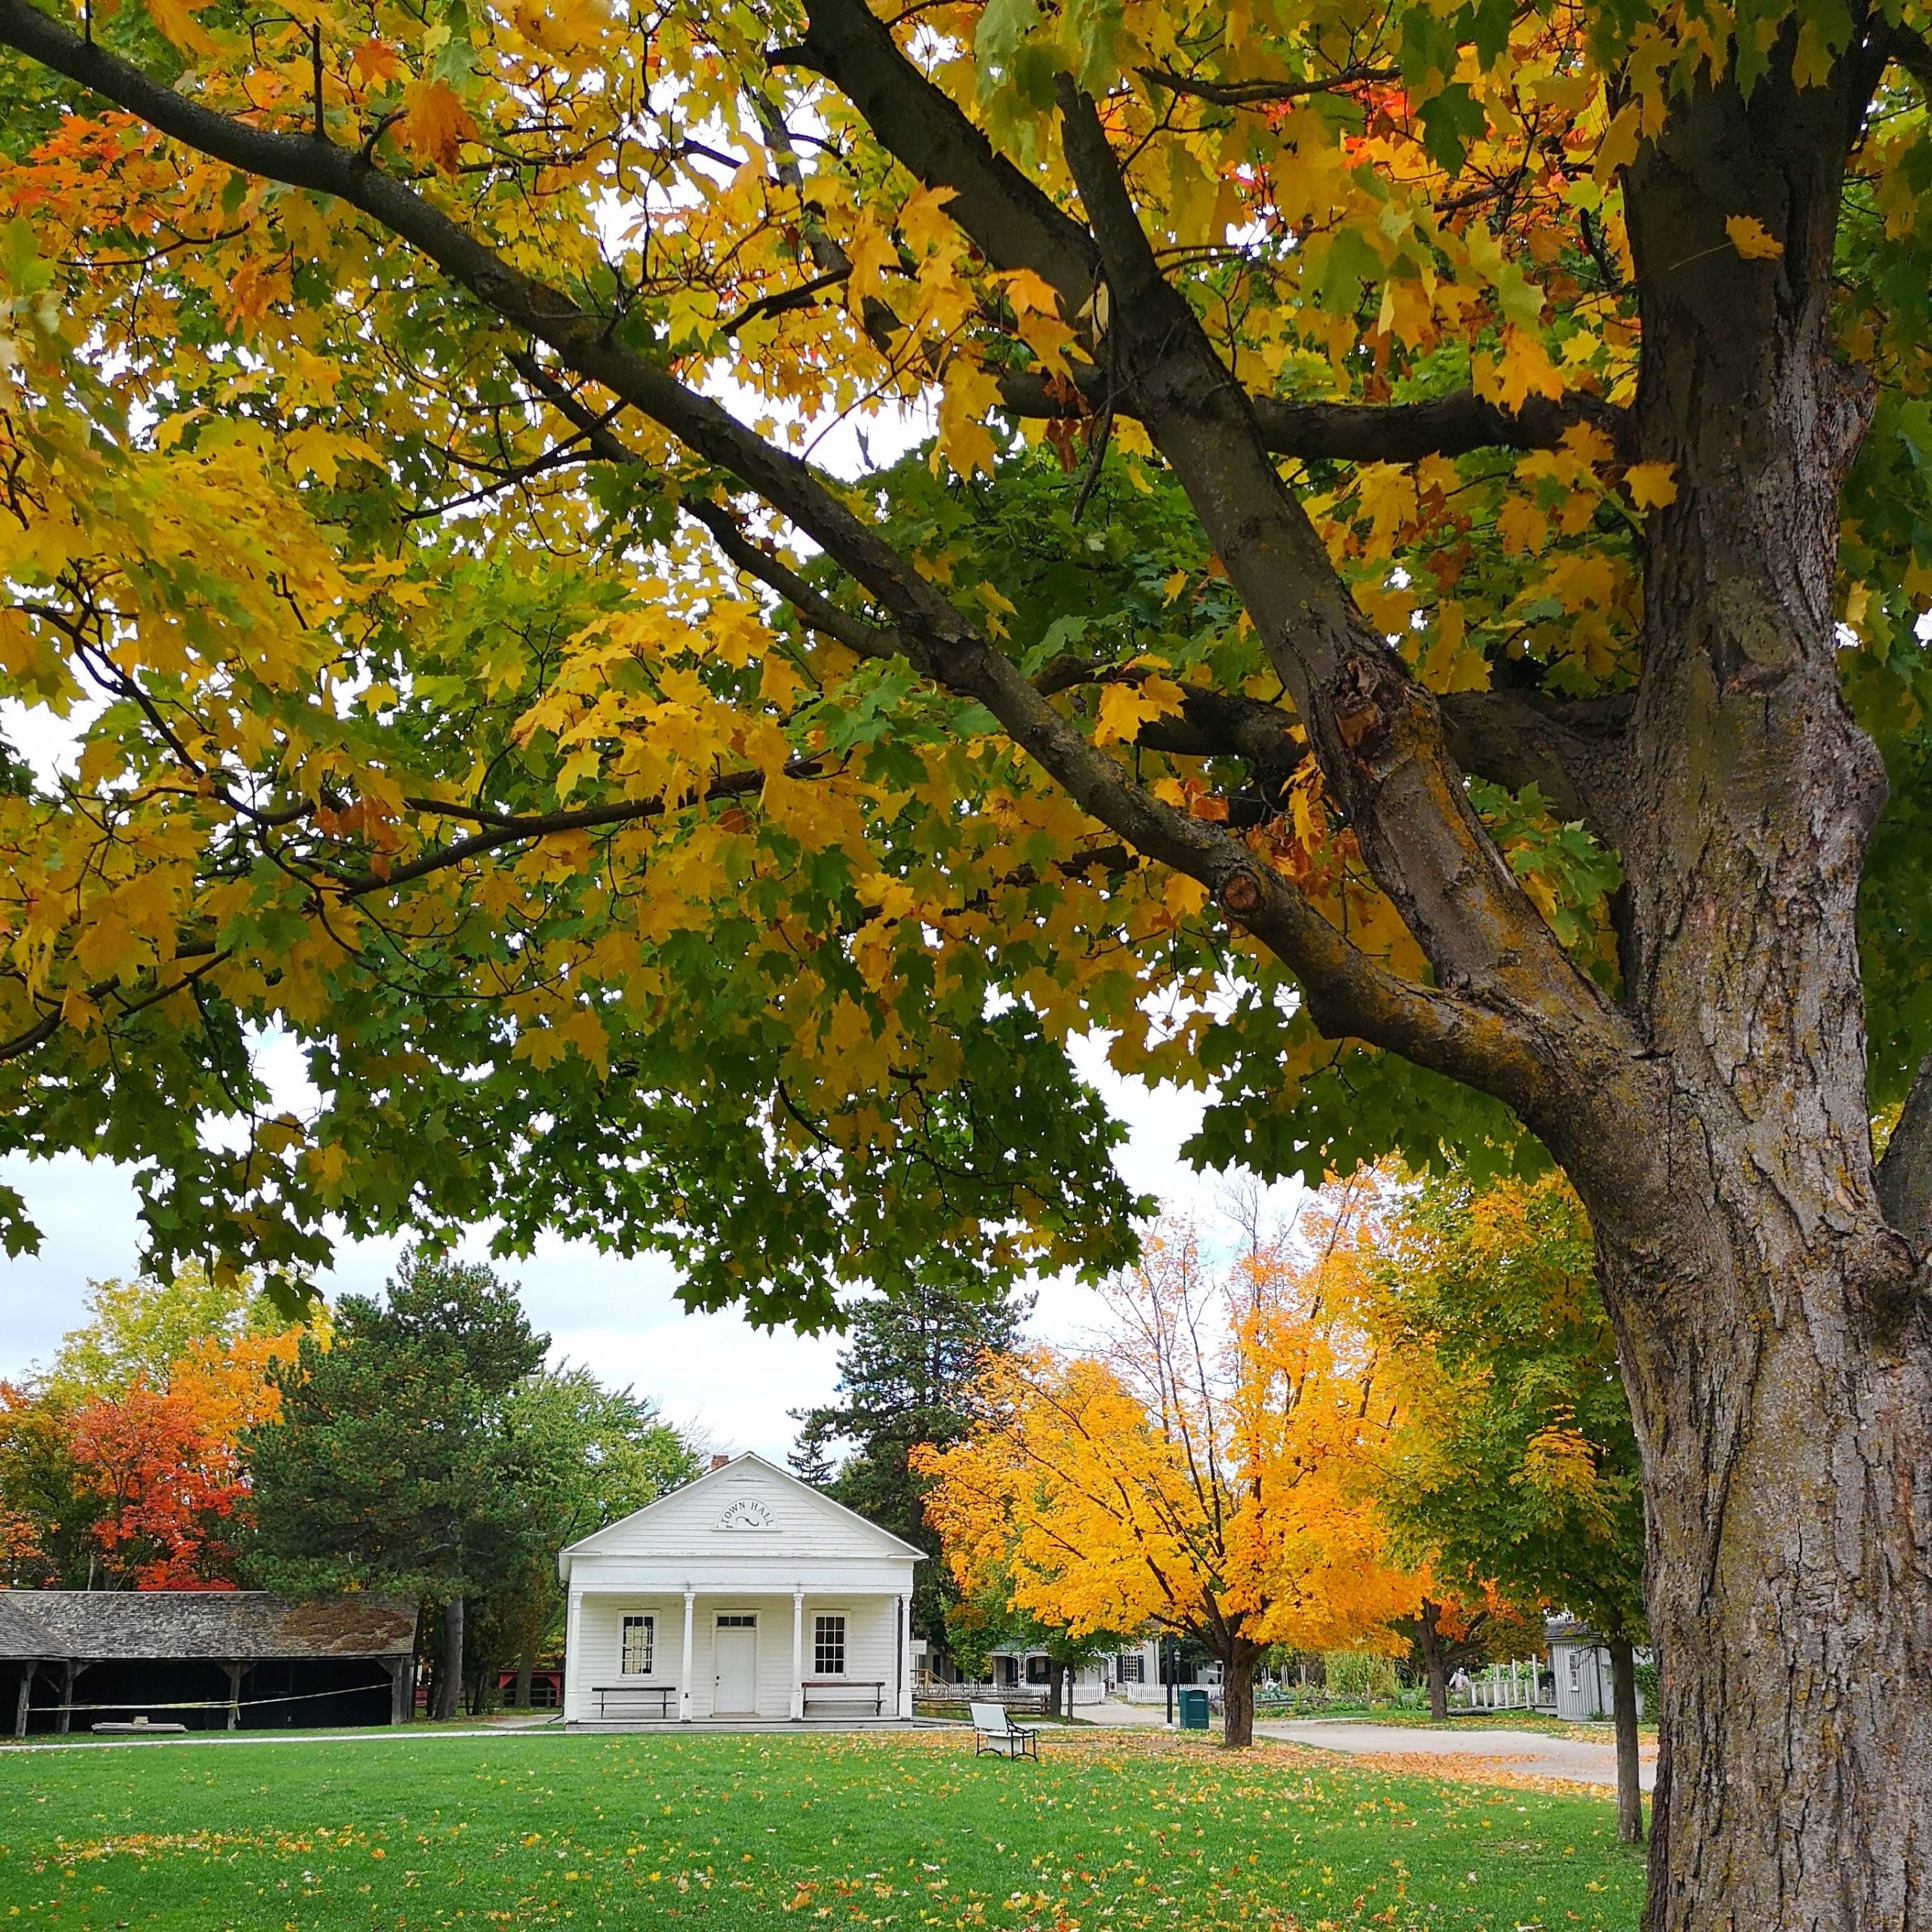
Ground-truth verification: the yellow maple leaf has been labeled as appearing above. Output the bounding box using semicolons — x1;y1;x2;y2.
1094;675;1186;746
1593;103;1641;186
897;183;958;258
512;0;608;55
1496;497;1549;556
399;79;479;173
1000;269;1063;317
1724;216;1784;260
1489;327;1565;414
1162;872;1209;918
1624;462;1678;509
145;0;217;55
934;360;1001;480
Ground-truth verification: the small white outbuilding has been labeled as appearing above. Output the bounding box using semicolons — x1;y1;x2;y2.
557;1451;924;1725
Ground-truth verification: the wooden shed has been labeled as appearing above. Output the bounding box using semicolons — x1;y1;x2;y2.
0;1592;416;1737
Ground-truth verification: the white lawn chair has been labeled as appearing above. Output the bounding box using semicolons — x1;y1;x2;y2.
970;1701;1040;1761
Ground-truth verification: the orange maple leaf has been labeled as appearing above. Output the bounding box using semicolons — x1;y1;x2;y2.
351;38;403;88
399;78;479;172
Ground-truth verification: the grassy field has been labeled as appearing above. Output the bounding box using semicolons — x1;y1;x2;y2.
0;1728;1644;1931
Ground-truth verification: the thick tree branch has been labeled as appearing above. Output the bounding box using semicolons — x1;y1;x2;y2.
996;365;1623;460
1137;61;1400;107
1437;689;1632;838
794;0;1620;461
791;0;1101;315
1050;82;1620;1048
325;765;827;895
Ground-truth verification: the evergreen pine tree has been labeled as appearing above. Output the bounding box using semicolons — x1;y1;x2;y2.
789;1275;1031;1647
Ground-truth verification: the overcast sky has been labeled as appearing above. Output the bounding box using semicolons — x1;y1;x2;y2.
0;1036;1302;1460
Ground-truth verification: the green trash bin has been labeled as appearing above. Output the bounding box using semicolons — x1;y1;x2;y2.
1177;1687;1211;1731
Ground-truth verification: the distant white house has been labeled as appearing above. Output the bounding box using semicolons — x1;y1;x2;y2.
557;1452;923;1725
947;1637;1222;1706
1545;1614;1647;1721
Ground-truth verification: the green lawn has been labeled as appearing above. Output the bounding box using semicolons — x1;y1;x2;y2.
0;1729;1644;1930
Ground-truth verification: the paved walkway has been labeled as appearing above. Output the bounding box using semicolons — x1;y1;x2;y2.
1255;1718;1655;1791
1078;1699;1174;1727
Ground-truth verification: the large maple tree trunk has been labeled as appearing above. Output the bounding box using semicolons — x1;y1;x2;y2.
1575;59;1932;1932
1604;1221;1932;1930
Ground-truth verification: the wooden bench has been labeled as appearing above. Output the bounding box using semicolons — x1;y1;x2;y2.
801;1679;888;1717
589;1683;676;1720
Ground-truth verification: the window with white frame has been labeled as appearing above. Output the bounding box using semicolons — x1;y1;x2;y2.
1117;1652;1146;1684
814;1614;846;1675
621;1615;655;1675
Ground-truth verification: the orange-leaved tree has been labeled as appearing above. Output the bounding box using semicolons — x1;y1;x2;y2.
0;1269;307;1588
916;1209;1415;1745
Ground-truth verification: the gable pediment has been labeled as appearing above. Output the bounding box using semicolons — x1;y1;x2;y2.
560;1451;925;1567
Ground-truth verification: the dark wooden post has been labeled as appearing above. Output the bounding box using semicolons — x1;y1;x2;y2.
225;1662;243;1730
386;1654;409;1726
57;1660;75;1735
14;1663;32;1739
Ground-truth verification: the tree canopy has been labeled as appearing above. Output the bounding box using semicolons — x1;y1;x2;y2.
1357;1164;1648;1837
1362;1168;1645;1649
248;1250;697;1713
13;0;1927;1315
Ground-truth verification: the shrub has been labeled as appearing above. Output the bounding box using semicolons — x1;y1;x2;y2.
1322;1651;1401;1703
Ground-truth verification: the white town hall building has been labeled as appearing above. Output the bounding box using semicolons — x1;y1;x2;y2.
557;1452;923;1724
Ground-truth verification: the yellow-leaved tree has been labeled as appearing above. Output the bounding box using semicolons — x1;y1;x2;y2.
915;1202;1416;1745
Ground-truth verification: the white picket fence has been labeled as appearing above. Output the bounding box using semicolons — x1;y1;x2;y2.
1456;1657;1553;1712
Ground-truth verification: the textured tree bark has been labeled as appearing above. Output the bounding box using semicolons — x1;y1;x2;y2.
1606;1635;1643;1848
514;1651;534;1710
434;1595;465;1722
1601;1220;1932;1930
1564;51;1932;1931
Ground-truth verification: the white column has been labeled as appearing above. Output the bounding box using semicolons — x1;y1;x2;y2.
562;1589;583;1724
679;1590;696;1722
790;1591;805;1721
897;1595;912;1718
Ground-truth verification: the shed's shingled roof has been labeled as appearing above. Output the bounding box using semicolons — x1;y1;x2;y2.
0;1595;54;1657
0;1592;414;1661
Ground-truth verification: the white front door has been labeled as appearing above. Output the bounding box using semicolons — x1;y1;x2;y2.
715;1618;758;1714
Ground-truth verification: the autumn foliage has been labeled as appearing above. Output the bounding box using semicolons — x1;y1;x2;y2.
0;1272;303;1589
916;1202;1417;1745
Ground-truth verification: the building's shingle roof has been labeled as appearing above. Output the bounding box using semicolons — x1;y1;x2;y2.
0;1592;415;1661
0;1595;55;1657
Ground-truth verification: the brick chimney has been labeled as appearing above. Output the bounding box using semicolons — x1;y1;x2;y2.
709;1454;731;1472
